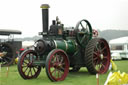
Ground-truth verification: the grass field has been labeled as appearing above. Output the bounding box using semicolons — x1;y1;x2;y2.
0;60;128;85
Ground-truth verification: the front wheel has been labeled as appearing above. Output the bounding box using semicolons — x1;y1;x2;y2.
17;50;41;79
46;49;69;82
85;38;111;74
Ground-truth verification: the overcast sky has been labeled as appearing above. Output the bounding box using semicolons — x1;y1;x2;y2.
0;0;128;37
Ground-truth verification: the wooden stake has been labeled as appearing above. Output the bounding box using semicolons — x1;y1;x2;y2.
0;64;1;85
96;73;99;85
0;64;1;72
6;66;9;77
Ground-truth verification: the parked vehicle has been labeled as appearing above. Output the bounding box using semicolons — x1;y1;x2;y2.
109;37;128;60
0;29;22;66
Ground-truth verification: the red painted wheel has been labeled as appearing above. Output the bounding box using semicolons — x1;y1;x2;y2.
85;38;110;74
46;49;69;82
17;50;41;79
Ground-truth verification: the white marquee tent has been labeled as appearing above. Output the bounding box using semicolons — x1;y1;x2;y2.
109;36;128;44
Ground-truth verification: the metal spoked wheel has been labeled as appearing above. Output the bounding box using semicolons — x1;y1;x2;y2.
75;19;92;47
18;50;41;79
0;43;15;67
85;38;110;74
46;49;69;82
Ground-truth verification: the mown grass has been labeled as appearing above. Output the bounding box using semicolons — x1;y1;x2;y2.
0;60;128;85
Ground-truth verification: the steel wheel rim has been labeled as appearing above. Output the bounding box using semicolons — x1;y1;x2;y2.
19;50;41;79
93;39;110;74
48;49;69;81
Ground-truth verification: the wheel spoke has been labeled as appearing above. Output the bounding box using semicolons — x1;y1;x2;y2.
30;68;32;76
22;65;27;68
60;67;65;71
94;60;98;66
24;67;28;73
80;22;85;29
33;67;36;73
30;53;34;62
51;68;56;74
61;62;65;66
95;45;99;52
60;57;64;63
51;56;56;64
80;35;86;44
98;64;101;69
93;52;99;56
53;55;56;60
55;54;59;63
103;56;108;60
57;69;62;78
54;68;57;78
101;46;107;53
57;70;60;78
93;56;98;61
95;59;100;66
96;63;101;71
27;68;30;76
34;66;39;69
23;61;28;65
101;63;106;70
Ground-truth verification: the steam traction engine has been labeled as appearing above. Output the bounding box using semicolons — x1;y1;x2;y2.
18;4;111;81
0;29;22;66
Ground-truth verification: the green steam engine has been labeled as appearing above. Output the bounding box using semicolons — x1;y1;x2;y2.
18;4;111;81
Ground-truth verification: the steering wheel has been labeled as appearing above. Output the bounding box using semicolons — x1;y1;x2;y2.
75;19;92;47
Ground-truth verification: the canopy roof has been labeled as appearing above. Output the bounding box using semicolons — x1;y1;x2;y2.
0;29;22;35
109;36;128;44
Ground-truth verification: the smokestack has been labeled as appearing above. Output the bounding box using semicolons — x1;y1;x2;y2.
40;4;50;35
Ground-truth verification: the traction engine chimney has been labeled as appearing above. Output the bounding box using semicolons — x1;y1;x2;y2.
40;4;50;35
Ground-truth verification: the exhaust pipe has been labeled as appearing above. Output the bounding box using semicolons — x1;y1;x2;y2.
40;4;50;35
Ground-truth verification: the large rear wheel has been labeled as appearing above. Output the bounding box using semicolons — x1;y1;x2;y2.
46;49;69;82
85;38;110;74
